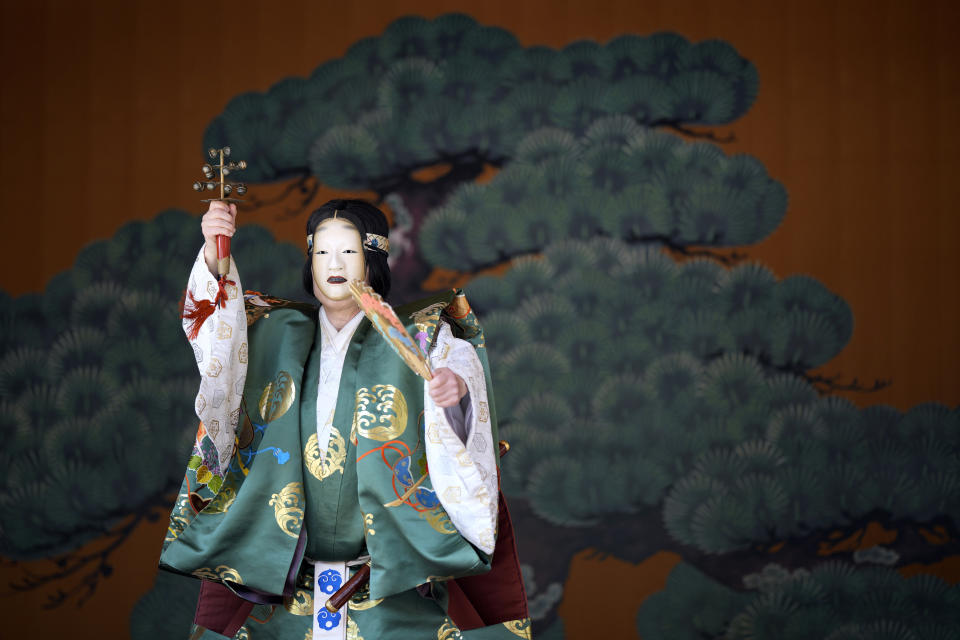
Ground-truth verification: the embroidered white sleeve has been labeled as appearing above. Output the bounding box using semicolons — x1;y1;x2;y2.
423;322;498;555
184;247;248;474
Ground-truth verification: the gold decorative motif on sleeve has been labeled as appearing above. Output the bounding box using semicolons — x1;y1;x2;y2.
216;321;233;340
478;401;489;423
165;493;192;542
204;485;237;514
411;302;447;341
205;358;223;378
219;567;243;584
346;616;364;640
438;618;464;640
192;565;243;584
477;527;496;554
426;421;442;443
304;428;346;480
423;508;458;535
238;342;248;363
503;618;532;639
473;484;492;507
283;588;313;616
268;482;304;538
363;512;376;536
259;371;296;423
353;385;408;441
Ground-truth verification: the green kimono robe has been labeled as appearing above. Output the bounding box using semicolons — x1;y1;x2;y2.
160;285;530;640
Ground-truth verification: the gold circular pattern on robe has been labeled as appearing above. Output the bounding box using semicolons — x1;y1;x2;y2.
304;428;346;481
259;370;296;423
353;385;408;441
268;482;304;538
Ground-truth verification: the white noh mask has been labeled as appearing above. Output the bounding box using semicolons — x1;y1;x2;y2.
311;217;366;303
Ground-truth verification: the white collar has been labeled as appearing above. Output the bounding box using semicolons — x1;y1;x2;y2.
319;307;364;352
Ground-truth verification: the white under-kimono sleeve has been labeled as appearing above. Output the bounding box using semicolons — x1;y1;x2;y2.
183;248;248;475
423;322;498;556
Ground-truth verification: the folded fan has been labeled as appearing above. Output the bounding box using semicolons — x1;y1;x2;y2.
348;280;434;381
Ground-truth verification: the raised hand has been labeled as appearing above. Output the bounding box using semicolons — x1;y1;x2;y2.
200;200;237;275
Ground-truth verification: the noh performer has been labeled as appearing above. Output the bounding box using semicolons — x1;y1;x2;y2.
160;199;530;639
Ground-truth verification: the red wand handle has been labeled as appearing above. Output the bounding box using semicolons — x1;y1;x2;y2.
216;234;231;277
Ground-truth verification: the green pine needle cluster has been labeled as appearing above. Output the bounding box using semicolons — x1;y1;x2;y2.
204;14;759;187
420;122;788;271
0;210;304;559
637;562;960;640
469;238;958;545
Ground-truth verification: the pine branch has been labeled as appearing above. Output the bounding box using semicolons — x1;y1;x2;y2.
5;494;171;608
663;242;750;266
651;120;737;143
239;172;319;221
516;498;960;636
803;372;892;395
751;356;893;395
370;148;502;198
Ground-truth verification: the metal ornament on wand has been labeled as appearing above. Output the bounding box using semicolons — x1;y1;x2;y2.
191;146;248;277
182;146;249;341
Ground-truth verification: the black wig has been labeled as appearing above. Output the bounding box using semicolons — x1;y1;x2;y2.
303;199;391;299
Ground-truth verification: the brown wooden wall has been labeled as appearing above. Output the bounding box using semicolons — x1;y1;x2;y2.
1;0;957;637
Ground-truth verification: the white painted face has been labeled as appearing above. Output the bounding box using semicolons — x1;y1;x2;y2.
311;217;366;303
